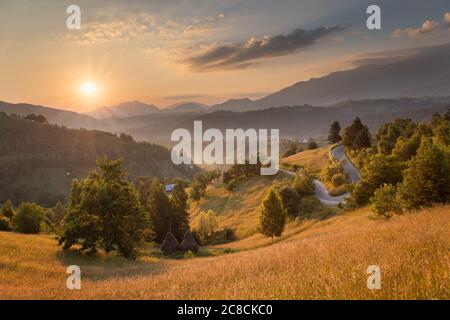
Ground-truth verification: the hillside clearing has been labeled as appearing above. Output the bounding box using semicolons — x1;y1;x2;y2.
281;146;330;175
1;205;449;299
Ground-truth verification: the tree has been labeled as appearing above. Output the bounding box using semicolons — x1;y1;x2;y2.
347;154;403;207
279;186;301;217
169;179;190;241
342;117;371;150
14;202;45;234
59;158;150;259
258;189;286;243
48;202;66;226
398;139;450;211
194;210;218;241
293;173;315;197
371;184;402;217
375;119;416;155
1;199;15;219
146;178;171;243
328;121;342;144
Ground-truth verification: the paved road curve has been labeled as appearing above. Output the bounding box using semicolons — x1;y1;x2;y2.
280;144;360;206
331;144;361;183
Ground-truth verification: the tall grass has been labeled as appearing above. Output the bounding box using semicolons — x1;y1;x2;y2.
0;206;449;299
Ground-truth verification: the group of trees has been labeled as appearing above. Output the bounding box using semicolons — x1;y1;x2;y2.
347;111;450;215
0;200;48;234
321;160;349;189
342;117;371;150
0;112;198;206
190;171;221;201
58;158;192;259
223;161;261;191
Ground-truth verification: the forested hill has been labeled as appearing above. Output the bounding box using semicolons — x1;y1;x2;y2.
0;113;199;206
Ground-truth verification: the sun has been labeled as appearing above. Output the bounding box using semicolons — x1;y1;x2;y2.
80;82;97;96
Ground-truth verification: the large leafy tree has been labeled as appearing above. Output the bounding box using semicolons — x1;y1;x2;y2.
59;158;150;259
258;188;286;243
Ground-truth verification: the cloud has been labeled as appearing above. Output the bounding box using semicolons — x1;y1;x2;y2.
392;12;450;38
445;12;450;25
65;13;227;44
183;26;344;71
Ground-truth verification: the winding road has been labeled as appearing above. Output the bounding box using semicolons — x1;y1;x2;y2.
281;144;360;206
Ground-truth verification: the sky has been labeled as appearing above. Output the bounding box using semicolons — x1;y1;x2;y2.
0;0;449;112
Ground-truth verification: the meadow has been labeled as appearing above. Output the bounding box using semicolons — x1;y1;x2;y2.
1;205;448;299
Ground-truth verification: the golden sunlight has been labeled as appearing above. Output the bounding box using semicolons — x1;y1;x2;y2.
80;82;98;96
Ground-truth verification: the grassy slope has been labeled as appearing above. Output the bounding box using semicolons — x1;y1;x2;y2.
281;146;330;175
0;205;448;299
189;176;279;239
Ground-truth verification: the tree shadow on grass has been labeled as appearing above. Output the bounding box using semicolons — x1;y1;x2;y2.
55;249;167;281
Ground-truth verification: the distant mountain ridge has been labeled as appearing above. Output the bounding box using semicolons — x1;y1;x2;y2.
87;101;160;119
209;42;450;112
0;100;105;130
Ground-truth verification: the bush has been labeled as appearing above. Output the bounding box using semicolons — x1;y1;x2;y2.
293;174;315;197
307;141;318;150
371;184;402;217
298;196;322;217
14;202;45;234
279;186;301;217
0;215;12;231
225;177;243;191
1;200;15;219
331;173;347;187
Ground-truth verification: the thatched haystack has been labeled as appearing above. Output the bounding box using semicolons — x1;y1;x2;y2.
180;231;199;253
161;232;180;255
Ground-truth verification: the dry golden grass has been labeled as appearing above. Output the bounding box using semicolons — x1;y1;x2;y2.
281;146;330;175
1;205;449;300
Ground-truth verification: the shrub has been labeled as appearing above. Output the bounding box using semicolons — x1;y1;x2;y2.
0;215;12;231
397;139;450;211
279;186;301;217
293;174;315;197
1;200;15;219
298;196;322;217
371;184;402;217
331;173;347;187
14;202;45;234
307;140;318;150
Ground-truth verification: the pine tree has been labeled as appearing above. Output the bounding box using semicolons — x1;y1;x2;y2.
258;188;286;243
328;121;342;144
169;179;190;241
343;117;371;150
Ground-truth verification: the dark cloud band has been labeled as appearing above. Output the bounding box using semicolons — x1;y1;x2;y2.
184;26;344;71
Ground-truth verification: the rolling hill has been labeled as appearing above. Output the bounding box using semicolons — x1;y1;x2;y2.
0;113;199;206
0;101;106;130
1;204;448;299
